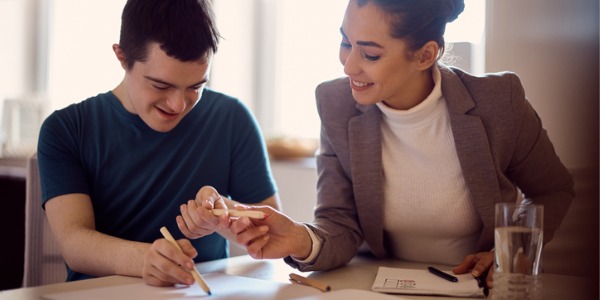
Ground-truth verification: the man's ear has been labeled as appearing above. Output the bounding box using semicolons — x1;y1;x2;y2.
415;41;439;70
112;44;128;70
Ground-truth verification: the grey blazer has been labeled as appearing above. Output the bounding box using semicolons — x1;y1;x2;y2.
287;65;574;272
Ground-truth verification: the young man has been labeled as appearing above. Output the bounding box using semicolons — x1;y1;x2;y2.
38;0;279;287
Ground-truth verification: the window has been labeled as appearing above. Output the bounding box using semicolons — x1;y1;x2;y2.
211;0;485;140
44;0;485;139
210;0;348;140
0;0;29;100
47;0;125;112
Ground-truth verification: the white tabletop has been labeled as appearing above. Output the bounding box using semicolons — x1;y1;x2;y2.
1;254;596;299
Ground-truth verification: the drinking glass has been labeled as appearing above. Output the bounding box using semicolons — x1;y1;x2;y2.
493;202;544;300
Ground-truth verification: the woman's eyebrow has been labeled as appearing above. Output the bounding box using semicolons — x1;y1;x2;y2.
356;41;383;48
340;27;383;48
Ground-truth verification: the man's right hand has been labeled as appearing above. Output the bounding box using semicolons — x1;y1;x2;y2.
143;237;198;286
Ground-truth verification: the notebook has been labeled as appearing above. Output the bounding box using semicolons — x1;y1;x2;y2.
371;266;486;298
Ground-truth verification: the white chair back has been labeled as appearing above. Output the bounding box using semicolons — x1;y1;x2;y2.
22;153;66;287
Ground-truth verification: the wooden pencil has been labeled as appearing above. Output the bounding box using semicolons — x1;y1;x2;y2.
211;209;266;219
289;273;331;292
159;226;212;295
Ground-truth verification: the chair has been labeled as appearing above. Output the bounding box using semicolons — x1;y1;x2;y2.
22;153;66;287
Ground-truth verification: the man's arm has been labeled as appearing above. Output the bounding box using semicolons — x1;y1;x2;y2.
45;193;148;277
45;193;197;285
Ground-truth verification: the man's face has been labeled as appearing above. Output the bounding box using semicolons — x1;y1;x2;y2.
116;42;211;132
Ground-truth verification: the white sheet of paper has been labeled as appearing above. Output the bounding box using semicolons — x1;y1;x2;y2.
43;273;322;300
371;267;484;298
291;289;410;300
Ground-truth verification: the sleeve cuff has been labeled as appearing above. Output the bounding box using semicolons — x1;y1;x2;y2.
291;224;322;264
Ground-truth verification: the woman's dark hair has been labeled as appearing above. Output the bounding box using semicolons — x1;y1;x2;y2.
356;0;465;59
119;0;221;70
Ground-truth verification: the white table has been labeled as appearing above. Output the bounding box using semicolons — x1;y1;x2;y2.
1;254;596;299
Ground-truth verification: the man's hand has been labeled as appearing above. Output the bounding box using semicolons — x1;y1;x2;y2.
176;186;231;239
142;237;198;286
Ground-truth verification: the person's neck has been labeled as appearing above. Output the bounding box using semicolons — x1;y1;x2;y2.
112;81;134;113
383;68;435;111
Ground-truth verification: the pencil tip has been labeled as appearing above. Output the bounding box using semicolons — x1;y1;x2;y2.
207;290;212;296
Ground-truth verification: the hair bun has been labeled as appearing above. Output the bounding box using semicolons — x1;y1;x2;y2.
445;0;465;23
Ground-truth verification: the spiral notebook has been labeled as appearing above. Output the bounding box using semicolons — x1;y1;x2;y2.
371;267;486;298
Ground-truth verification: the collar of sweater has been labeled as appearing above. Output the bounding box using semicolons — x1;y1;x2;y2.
376;66;445;129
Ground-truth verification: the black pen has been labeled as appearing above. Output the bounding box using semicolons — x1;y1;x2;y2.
475;269;490;297
427;266;458;282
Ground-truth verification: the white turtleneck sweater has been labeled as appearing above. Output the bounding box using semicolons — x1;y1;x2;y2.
375;67;482;265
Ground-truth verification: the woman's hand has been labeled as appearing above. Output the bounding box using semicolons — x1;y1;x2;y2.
452;251;495;288
176;186;232;239
229;206;312;260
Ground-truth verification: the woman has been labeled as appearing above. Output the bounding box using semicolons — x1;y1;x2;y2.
227;0;574;289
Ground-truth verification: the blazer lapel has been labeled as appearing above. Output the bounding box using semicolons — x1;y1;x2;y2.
348;104;387;257
441;67;501;245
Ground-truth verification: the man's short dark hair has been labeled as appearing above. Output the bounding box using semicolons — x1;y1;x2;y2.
119;0;220;70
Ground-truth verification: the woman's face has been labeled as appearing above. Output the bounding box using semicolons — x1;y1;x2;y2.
339;0;430;110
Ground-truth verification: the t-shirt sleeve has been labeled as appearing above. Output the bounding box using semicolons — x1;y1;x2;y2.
37;109;90;207
227;102;277;204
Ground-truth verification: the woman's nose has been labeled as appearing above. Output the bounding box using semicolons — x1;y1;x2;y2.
341;50;359;76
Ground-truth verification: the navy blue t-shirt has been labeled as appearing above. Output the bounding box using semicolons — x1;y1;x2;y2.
37;89;276;281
